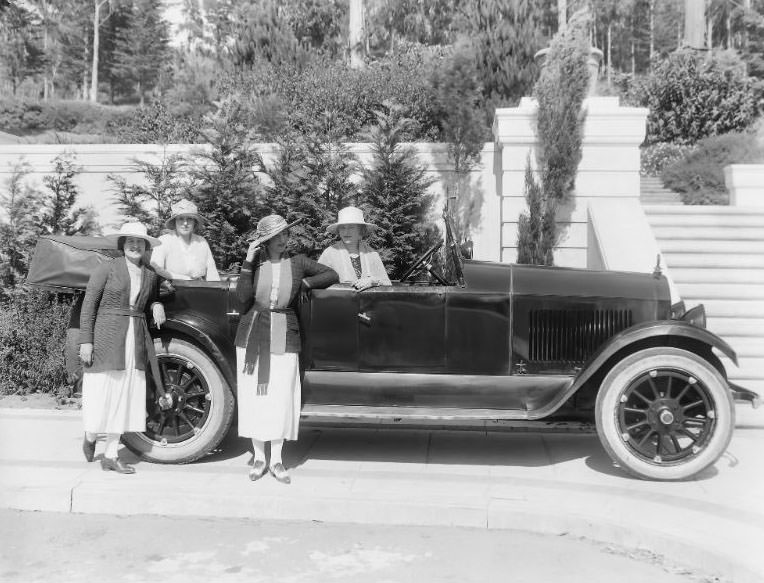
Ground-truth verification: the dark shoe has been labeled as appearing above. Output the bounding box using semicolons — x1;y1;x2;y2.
249;460;267;481
269;463;291;484
101;457;136;475
82;434;96;463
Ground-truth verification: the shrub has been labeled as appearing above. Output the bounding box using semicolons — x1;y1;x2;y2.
634;50;757;145
358;108;438;279
661;132;764;205
640;142;695;176
0;99;125;135
220;50;443;141
106;101;202;143
186;99;267;271
263;113;359;258
0;289;72;397
110;150;190;236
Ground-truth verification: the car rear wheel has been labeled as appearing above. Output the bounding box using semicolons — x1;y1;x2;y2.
121;337;234;464
595;347;734;481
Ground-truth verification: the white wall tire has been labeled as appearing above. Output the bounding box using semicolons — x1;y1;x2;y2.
595;347;734;481
122;337;234;464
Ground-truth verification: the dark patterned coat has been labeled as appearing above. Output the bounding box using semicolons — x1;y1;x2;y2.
234;253;338;353
79;257;162;373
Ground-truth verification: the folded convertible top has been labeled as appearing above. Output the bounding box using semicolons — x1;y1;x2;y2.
26;235;121;292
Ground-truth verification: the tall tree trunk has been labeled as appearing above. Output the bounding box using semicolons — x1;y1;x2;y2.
558;0;567;33
684;0;705;49
648;0;655;62
631;40;636;75
726;11;732;49
607;23;612;88
706;12;713;50
349;0;365;69
42;10;49;100
90;0;100;102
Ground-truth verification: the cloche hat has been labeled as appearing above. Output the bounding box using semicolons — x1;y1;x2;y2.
105;222;162;248
327;206;377;235
165;199;204;229
248;214;302;247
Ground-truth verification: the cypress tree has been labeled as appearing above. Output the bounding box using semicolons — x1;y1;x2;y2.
358;107;438;280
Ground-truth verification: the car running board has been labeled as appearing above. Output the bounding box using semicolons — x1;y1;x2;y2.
301;404;533;421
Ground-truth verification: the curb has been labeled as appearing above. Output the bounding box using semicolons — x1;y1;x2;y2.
2;461;762;583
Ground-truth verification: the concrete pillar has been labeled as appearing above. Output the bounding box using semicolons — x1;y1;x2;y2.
492;96;648;267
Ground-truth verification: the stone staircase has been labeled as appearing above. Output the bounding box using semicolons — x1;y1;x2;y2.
644;205;764;396
640;175;682;205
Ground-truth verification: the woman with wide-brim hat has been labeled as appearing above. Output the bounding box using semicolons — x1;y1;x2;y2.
236;214;338;484
318;206;391;291
150;199;220;281
79;222;167;474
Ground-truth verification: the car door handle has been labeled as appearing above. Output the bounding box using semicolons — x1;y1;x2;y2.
357;312;371;326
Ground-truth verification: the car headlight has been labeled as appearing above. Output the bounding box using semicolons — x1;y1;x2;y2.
681;304;706;329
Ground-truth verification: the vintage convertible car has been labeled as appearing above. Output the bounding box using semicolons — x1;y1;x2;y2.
27;220;758;481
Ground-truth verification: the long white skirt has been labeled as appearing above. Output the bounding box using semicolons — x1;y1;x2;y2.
236;348;301;441
81;318;146;434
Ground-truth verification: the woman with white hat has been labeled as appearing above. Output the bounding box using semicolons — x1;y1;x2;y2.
79;222;167;474
236;214;338;484
150;199;220;281
318;206;391;291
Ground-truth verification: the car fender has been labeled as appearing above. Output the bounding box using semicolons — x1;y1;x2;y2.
571;320;738;394
154;315;236;389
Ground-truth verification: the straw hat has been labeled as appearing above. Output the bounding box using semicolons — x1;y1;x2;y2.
105;222;161;248
327;206;377;235
248;214;302;247
165;199;204;230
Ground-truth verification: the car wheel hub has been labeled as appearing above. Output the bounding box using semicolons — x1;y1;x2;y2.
144;355;212;446
617;368;716;465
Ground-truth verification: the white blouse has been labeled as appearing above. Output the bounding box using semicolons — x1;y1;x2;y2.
150;232;220;281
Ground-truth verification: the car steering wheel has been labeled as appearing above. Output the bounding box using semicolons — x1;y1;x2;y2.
398;241;448;284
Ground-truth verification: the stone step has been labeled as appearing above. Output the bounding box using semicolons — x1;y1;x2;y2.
663;253;764;269
653;226;764;240
697;299;764;318
642;198;682;205
669;268;764;284
719;355;764;380
645;207;764;225
706;317;764;337
724;337;764;359
678;283;764;300
659;239;764;254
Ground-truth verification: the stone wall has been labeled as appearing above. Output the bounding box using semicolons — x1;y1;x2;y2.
0;142;501;261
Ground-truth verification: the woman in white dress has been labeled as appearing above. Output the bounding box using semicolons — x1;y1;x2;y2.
79;222;166;474
318;206;391;291
236;215;338;483
151;199;220;281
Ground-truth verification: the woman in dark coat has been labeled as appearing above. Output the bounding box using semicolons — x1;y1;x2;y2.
236;214;338;484
79;222;166;474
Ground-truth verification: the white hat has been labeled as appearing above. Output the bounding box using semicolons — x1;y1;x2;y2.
327;206;377;235
105;222;162;248
165;199;204;229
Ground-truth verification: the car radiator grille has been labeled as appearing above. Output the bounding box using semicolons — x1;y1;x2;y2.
529;309;633;365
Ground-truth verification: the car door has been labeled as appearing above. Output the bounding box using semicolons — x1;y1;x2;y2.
302;286;359;371
358;285;447;372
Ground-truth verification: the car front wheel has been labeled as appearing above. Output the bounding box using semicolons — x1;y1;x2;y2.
595;347;734;481
121;337;235;464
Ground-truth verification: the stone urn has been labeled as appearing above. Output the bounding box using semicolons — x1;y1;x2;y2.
533;47;604;96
